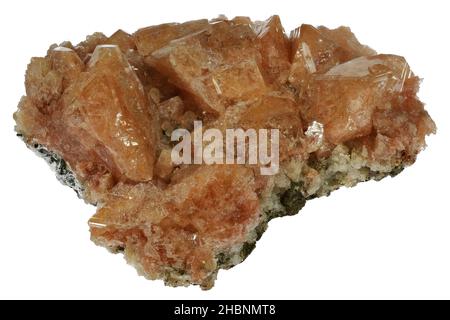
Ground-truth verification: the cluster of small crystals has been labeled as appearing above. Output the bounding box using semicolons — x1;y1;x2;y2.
14;16;435;289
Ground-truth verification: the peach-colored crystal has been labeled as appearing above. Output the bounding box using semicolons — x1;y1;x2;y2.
14;16;435;289
90;165;259;287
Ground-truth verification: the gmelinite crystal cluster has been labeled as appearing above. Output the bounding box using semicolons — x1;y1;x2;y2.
14;15;435;289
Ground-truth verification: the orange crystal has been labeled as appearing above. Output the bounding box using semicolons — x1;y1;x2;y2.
13;16;435;289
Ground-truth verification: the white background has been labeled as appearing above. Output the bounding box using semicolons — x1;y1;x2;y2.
0;0;448;300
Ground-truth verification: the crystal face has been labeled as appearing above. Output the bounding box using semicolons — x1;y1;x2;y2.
13;16;435;289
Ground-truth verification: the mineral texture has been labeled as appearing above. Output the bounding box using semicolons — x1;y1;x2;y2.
14;16;435;289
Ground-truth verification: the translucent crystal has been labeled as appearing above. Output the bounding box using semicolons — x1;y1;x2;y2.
13;16;436;289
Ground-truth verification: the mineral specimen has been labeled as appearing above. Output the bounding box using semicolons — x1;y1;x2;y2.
14;16;435;289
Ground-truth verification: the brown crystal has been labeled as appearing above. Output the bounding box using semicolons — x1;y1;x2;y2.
90;165;260;287
13;16;435;289
289;24;376;87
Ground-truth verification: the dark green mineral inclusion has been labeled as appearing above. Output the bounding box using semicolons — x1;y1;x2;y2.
240;241;256;260
281;182;306;216
389;165;405;177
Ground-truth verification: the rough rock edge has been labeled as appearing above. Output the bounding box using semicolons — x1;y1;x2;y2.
17;131;220;289
16;133;85;198
213;146;407;281
17;129;407;289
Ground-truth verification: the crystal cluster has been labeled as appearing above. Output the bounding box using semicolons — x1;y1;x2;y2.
14;16;435;289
